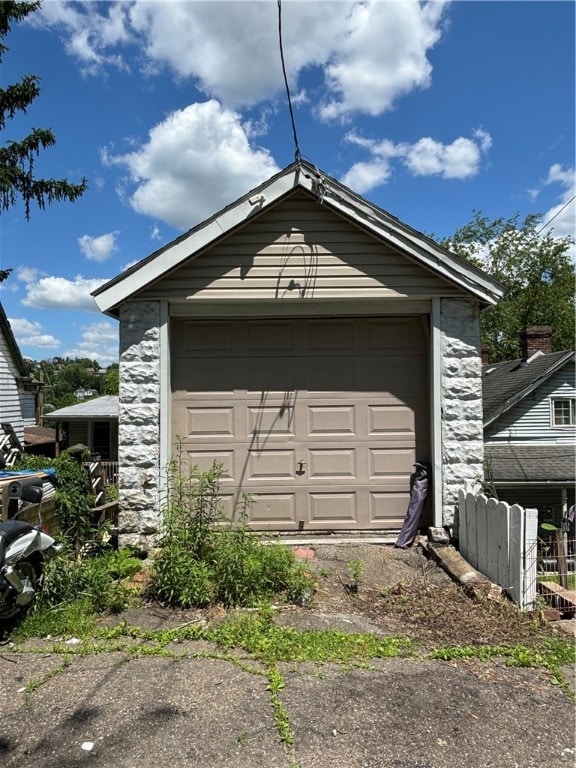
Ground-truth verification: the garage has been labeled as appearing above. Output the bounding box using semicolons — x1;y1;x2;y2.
172;315;429;531
93;160;504;543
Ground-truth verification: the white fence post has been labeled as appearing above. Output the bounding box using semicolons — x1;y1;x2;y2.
522;508;539;610
456;489;539;610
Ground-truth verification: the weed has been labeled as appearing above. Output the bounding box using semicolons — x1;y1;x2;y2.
146;456;315;609
346;558;364;591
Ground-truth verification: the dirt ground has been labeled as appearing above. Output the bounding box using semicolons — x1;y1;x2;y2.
1;541;574;768
108;541;572;650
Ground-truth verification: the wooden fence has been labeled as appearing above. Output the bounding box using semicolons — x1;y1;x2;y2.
457;489;539;610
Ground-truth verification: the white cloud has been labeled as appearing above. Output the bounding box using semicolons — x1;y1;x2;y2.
35;0;131;74
318;0;447;120
104;100;279;229
38;0;448;119
540;164;576;258
7;317;61;349
21;276;108;312
342;129;492;193
341;161;392;195
62;321;119;366
78;232;119;262
15;266;44;284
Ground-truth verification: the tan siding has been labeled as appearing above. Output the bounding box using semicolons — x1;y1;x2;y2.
139;191;463;302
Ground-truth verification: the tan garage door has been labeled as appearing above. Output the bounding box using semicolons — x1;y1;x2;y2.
171;317;429;531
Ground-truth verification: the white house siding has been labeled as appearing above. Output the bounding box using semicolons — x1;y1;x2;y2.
440;298;484;526
485;365;576;445
0;326;35;445
117;301;162;542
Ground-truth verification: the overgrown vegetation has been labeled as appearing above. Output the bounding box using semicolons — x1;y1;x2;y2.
146;458;313;608
14;451;96;552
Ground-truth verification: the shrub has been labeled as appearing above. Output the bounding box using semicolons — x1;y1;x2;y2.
146;458;314;609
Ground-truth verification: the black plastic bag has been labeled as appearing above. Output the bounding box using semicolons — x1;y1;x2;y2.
394;462;430;549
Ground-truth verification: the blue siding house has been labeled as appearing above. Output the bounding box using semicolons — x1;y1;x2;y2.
482;327;575;526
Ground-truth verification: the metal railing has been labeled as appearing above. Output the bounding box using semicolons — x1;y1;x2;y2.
99;461;119;486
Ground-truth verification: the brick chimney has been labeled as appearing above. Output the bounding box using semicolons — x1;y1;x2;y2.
520;326;552;359
481;344;490;365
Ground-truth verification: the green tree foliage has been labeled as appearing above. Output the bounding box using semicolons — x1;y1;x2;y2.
103;363;119;395
442;211;575;362
33;357;104;412
0;1;87;219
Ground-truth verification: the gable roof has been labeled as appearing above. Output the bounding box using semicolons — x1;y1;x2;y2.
482;350;575;426
44;396;119;421
92;160;504;316
0;301;30;378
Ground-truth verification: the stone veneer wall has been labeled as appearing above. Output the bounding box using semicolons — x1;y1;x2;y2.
118;300;162;546
116;296;485;540
440;298;484;527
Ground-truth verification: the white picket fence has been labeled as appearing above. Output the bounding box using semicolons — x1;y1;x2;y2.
457;489;539;610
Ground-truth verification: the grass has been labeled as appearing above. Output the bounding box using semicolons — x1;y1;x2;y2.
9;597;575;747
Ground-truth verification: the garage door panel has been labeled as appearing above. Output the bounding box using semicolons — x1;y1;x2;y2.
369;448;415;481
185;450;235;479
309;493;357;523
247;321;294;352
172;316;429;531
307;321;354;351
248;494;298;527
308;359;357;391
368;405;415;436
247;404;295;436
365;319;424;352
308;449;356;479
183;406;235;438
369;492;411;526
246;449;296;481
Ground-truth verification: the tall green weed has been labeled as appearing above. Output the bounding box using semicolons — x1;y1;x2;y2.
147;457;313;608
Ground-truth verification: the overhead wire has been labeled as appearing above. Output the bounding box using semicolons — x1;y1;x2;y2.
277;0;301;163
536;194;575;235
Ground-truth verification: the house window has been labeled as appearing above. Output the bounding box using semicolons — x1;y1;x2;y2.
551;398;576;427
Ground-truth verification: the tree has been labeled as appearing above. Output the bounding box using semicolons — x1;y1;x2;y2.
0;1;87;219
442;211;575;363
103;364;119;395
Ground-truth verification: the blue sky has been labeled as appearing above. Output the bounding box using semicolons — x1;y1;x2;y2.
1;0;574;366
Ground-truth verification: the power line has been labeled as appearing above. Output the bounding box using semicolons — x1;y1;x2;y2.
277;0;301;163
536;194;575;235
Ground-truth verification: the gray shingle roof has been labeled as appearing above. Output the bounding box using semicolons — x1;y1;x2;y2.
482;350;574;426
485;444;575;482
44;396;119;421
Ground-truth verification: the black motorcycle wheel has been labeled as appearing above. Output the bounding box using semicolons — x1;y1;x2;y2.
0;558;42;621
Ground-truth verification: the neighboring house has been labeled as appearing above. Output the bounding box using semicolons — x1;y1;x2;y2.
482;327;575;526
74;387;99;400
24;425;57;457
44;396;119;462
92;160;504;544
0;301;42;458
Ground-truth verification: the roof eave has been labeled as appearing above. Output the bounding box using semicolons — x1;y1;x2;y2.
92;160;504;314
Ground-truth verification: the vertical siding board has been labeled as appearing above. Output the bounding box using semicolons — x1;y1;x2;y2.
458;489;468;561
508;504;524;606
476;494;488;575
484;497;501;582
523;508;539;609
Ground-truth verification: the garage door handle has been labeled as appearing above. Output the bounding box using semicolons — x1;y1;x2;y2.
296;459;306;475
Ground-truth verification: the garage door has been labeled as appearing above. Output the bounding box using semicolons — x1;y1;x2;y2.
171;317;429;531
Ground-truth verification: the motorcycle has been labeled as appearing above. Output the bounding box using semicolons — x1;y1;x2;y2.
0;477;63;622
